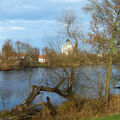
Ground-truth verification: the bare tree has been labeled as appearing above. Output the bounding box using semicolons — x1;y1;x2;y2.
16;42;39;67
33;10;85;99
84;0;120;101
1;39;15;69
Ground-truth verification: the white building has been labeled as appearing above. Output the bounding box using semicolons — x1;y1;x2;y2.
62;39;74;55
38;55;46;63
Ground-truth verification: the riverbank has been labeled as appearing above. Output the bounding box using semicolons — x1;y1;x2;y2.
0;63;103;71
0;63;49;71
0;95;120;120
1;63;120;71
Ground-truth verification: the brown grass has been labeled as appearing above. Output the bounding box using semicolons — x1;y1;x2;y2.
8;95;120;120
54;95;120;120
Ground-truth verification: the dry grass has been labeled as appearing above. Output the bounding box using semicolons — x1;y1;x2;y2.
2;95;120;120
54;95;120;120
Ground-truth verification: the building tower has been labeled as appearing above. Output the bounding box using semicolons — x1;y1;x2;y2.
62;39;74;55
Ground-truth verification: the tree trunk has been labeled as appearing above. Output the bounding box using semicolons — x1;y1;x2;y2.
105;31;114;102
67;67;74;96
12;85;41;112
105;60;112;102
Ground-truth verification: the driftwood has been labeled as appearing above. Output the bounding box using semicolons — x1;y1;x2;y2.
0;74;72;120
32;85;68;98
20;85;67;110
9;84;67;120
12;85;41;112
12;85;64;113
10;96;55;120
21;85;41;109
3;68;76;120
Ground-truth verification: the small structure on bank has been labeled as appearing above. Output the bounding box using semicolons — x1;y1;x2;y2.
38;55;46;63
61;39;74;55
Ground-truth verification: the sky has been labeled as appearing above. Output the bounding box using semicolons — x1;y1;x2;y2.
0;0;91;53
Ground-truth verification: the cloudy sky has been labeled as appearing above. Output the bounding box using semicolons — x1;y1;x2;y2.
0;0;90;52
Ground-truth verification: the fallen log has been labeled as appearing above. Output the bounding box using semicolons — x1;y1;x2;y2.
9;97;56;120
11;84;68;116
12;85;41;112
32;85;68;98
21;85;67;110
6;83;69;120
21;85;41;109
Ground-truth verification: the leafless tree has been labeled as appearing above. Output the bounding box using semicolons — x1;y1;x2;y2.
29;10;88;100
84;0;120;102
1;39;15;69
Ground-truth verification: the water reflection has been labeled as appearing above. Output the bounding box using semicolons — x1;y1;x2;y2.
0;65;120;110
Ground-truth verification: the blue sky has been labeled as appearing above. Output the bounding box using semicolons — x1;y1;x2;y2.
0;0;91;53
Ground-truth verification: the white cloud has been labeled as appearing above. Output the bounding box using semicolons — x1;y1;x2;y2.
0;26;25;31
7;19;55;24
10;27;25;30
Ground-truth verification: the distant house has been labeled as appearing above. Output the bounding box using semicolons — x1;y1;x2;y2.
38;55;46;63
18;53;25;59
62;39;74;55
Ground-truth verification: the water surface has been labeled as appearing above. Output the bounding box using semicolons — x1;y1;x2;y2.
0;65;120;110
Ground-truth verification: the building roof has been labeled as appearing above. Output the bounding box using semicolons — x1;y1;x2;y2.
38;55;44;59
18;53;25;57
66;39;70;42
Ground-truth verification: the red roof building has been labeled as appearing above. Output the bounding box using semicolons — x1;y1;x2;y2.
38;55;46;63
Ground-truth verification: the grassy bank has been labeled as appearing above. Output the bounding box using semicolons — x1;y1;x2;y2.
92;114;120;120
1;95;120;120
0;63;49;71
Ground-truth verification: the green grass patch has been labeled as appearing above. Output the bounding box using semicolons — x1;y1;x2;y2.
36;63;48;67
91;113;120;120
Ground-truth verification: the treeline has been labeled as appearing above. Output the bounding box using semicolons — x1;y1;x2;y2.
0;39;39;70
0;39;120;70
43;47;120;67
